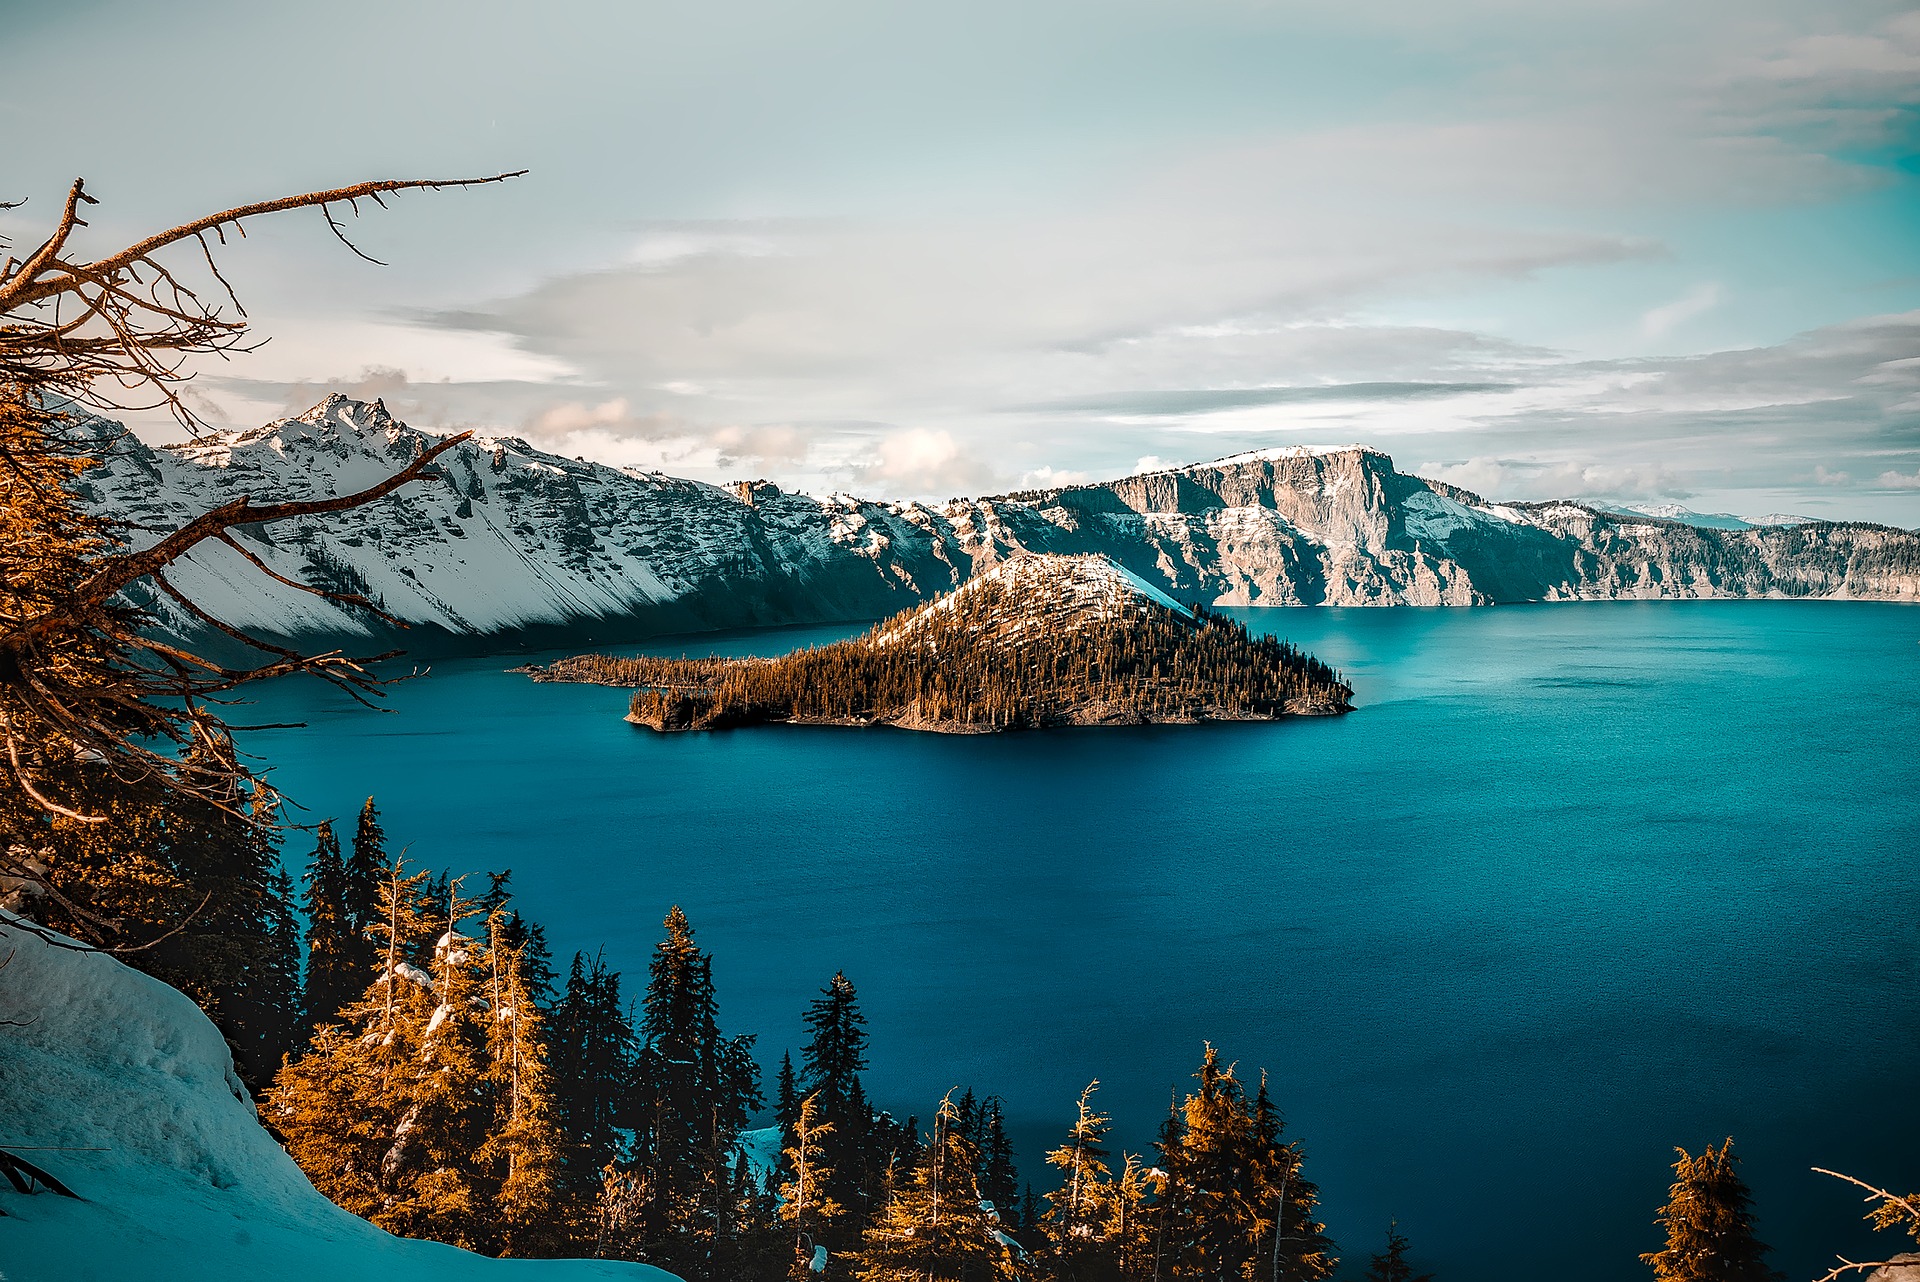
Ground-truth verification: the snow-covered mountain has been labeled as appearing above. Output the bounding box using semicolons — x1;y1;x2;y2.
0;911;675;1282
1579;501;1818;531
75;396;1920;646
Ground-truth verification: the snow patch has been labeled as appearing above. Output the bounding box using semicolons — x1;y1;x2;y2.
0;910;678;1282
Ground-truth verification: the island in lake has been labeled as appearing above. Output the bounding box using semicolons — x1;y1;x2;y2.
520;553;1354;732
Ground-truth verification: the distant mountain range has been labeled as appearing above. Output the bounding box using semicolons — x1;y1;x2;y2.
75;395;1920;645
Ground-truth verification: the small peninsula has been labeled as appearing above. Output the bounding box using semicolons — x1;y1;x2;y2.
521;553;1353;732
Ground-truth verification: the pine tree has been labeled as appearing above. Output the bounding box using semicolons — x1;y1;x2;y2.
633;906;763;1258
1018;1185;1041;1244
777;1051;802;1146
800;970;899;1229
1037;1081;1150;1280
301;821;360;1032
978;1098;1020;1230
268;853;438;1227
854;1092;1014;1282
346;796;386;939
780;1092;845;1281
226;856;305;1084
381;875;494;1247
550;950;637;1200
479;909;566;1256
1249;1071;1336;1282
477;868;556;1010
1044;1082;1114;1255
1153;1049;1335;1281
1641;1140;1783;1282
1363;1221;1434;1282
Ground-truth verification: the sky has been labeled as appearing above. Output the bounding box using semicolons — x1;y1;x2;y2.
4;0;1918;522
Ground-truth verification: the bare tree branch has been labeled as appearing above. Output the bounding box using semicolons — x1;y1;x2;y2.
0;171;517;823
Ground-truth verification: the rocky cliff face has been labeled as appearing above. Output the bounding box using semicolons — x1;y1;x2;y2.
75;398;1920;643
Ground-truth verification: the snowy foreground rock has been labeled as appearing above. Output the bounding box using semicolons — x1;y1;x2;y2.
0;913;677;1282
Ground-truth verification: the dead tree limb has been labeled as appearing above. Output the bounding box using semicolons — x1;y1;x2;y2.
0;171;518;824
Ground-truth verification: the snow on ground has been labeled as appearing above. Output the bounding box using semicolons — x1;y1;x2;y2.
1401;489;1491;541
0;912;678;1282
735;1127;783;1195
1580;500;1757;530
872;553;1193;647
1200;445;1370;468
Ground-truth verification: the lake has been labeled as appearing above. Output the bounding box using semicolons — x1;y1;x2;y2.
239;601;1920;1281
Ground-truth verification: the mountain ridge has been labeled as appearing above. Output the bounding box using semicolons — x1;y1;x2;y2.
74;395;1920;645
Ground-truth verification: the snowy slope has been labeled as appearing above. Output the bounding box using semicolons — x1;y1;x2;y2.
1580;501;1755;530
77;395;978;640
874;553;1194;646
0;912;678;1282
71;397;1920;638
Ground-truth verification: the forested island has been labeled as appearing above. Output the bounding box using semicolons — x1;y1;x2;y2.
520;554;1354;732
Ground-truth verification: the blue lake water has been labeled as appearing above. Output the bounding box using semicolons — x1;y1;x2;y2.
239;601;1920;1281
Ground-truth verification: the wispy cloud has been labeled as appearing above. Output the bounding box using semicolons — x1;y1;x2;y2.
1641;284;1722;339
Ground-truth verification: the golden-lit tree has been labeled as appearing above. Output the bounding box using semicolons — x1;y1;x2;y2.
1640;1140;1782;1282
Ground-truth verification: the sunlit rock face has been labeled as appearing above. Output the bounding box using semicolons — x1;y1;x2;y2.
74;398;1920;644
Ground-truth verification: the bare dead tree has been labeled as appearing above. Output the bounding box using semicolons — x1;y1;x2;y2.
1812;1168;1920;1282
0;173;523;431
0;172;520;830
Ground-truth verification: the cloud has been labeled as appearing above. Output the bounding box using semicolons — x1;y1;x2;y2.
1874;466;1920;489
1419;457;1696;503
711;424;817;471
1641;284;1722;339
851;429;1002;497
1012;382;1521;418
62;0;1912;523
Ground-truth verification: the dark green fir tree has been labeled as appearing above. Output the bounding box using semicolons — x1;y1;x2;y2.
1364;1221;1435;1282
301;821;359;1032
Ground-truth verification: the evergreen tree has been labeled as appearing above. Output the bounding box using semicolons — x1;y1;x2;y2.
1364;1221;1435;1282
632;906;763;1258
1640;1140;1783;1282
1153;1049;1335;1281
978;1098;1020;1229
549;950;637;1200
478;868;556;1010
226;856;305;1084
799;970;905;1231
346;797;386;938
269;854;438;1229
780;1092;845;1281
301;821;360;1032
1249;1071;1336;1282
1018;1185;1041;1244
379;875;494;1247
1038;1081;1151;1280
1045;1082;1113;1252
271;858;570;1257
854;1092;1015;1282
777;1051;802;1151
479;909;566;1256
